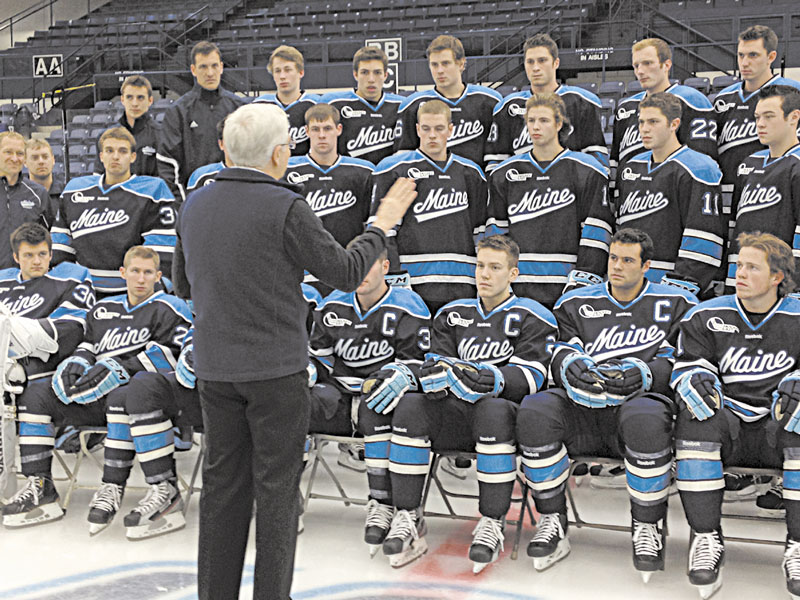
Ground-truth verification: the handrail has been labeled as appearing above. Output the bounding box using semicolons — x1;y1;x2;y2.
0;0;60;46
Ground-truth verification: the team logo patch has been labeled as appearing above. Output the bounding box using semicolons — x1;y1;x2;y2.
446;311;473;327
287;172;315;185
505;168;533;182
71;191;94;203
323;312;352;327
620;168;640;181
340;106;366;118
20;199;35;209
508;104;526;117
578;304;612;319
706;316;739;334
407;167;434;179
616;107;636;120
94;306;121;320
737;164;754;176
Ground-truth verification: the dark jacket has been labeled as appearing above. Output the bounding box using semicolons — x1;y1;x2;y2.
118;112;161;177
0;175;55;269
157;84;246;200
175;167;387;382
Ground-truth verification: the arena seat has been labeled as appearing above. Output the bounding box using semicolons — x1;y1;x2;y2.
712;74;738;91
573;81;598;95
626;79;643;94
683;76;711;94
598;80;625;100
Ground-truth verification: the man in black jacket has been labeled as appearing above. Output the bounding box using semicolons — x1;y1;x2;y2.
118;74;160;177
175;102;416;600
157;41;246;201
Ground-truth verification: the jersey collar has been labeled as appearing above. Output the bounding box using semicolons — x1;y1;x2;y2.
734;293;784;330
602;279;651;310
525;148;568;173
352;286;392;320
477;292;516;319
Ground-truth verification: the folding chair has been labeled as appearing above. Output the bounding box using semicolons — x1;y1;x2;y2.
721;465;784;547
302;433;368;511
421;450;534;560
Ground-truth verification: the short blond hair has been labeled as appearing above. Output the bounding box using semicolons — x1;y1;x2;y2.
25;138;53;155
417;99;451;122
0;131;25;150
123;245;160;269
99;127;136;152
268;45;304;72
632;38;672;64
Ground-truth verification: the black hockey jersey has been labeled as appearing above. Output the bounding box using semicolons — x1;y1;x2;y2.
393;84;502;167
253;91;320;156
76;290;193;375
714;75;800;187
552;281;697;394
611;84;717;170
614;146;725;288
186;161;224;194
727;145;800;288
309;285;431;394
484;85;608;168
672;294;800;421
51;174;178;295
432;294;557;401
0;262;95;335
321;90;404;165
487;149;613;307
369;150;488;308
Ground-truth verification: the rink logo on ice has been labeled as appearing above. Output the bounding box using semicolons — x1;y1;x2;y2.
323;312;352;327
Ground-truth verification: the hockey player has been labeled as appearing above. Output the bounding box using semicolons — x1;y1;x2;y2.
286;105;374;295
611;38;716;174
370;235;555;570
1;245;192;528
25;139;63;203
0;131;55;270
484;33;607;169
321;46;404;165
371;99;488;314
487;93;613;308
517;228;696;580
0;223;94;501
157;41;246;199
614;92;725;294
308;248;429;539
254;45;319;156
671;232;800;599
117;75;161;177
52;127;178;297
726;85;800;291
393;35;502;168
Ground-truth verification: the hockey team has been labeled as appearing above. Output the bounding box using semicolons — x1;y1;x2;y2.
2;22;800;600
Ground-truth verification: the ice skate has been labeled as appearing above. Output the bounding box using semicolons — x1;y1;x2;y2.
382;508;428;567
783;537;800;599
87;482;124;535
441;455;471;480
589;463;626;489
757;478;784;513
527;512;570;571
469;516;504;573
632;519;664;583
364;499;394;557
722;472;771;502
337;442;366;473
124;479;185;540
1;475;63;528
688;530;724;599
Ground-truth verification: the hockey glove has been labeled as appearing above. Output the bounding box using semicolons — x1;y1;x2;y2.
446;360;505;403
361;362;417;414
68;358;131;404
562;269;604;295
306;361;318;388
175;344;196;389
51;356;92;405
676;369;722;421
596;357;653;405
560;353;606;408
7;317;59;361
771;371;800;434
419;353;456;399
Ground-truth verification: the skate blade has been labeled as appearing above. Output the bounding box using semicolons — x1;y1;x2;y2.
368;543;381;558
88;520;112;536
472;561;491;574
126;512;185;540
697;577;722;599
641;571;652;584
2;503;64;528
532;538;571;571
388;538;428;568
589;478;627;490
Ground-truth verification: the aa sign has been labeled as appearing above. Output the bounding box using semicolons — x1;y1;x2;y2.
33;55;63;78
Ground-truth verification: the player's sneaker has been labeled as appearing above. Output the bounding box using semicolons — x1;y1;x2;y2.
337;442;366;473
1;475;63;527
469;516;504;573
722;472;771;502
87;482;124;535
756;478;784;513
527;512;570;571
632;519;664;582
441;455;472;480
589;464;626;489
124;479;185;540
783;537;800;599
688;529;724;599
382;508;428;568
364;499;395;556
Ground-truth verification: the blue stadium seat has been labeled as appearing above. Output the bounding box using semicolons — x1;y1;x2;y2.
683;77;711;95
626;80;643;94
72;114;90;126
598;80;625;100
573;81;598;95
712;74;738;91
49;129;65;142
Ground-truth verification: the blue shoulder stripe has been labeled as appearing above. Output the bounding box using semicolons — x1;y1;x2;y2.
434;298;478;319
63;175;101;193
121;175;175;202
374;150;420;174
387;287;432;319
511;296;558;327
450;155;486;180
288;155;311;169
398;90;438;112
187;162;224;188
49;262;92;283
339;156;375;171
0;267;19;282
154;293;194;322
670;85;713;110
466;84;503;102
562;150;608;177
673;148;722;185
558;85;602;108
619;91;646;106
554;282;608;309
492;90;531;116
318;288;353;310
301;283;323;308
